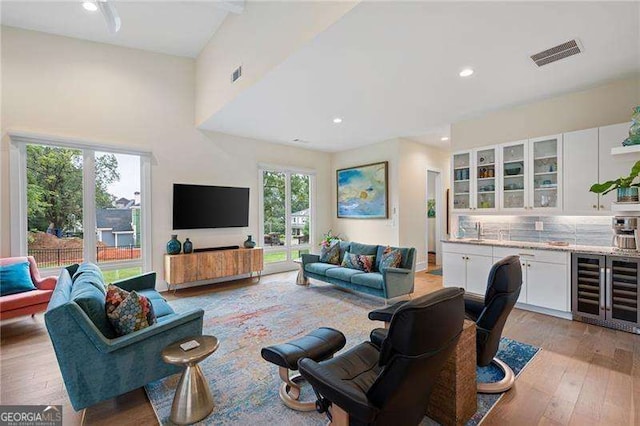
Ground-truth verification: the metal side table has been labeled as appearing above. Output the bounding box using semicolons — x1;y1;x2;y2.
162;335;219;425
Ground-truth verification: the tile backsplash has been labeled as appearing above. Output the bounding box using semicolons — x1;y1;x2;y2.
455;215;613;247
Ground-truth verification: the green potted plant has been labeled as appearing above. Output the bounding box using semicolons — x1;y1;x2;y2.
590;160;640;202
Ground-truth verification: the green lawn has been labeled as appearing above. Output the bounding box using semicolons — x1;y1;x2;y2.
102;266;143;283
264;249;310;264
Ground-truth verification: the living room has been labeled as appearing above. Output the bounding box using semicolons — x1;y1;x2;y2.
1;1;639;425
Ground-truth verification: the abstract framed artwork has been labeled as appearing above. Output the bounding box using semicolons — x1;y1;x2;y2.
336;161;388;219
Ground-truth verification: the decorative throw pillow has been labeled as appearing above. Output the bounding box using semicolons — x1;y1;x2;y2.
320;241;341;265
105;284;156;336
379;246;402;271
0;261;36;296
341;251;375;273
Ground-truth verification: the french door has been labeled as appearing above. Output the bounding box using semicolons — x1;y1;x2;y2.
259;166;314;271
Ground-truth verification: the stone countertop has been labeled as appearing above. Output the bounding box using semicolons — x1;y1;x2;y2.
443;238;640;258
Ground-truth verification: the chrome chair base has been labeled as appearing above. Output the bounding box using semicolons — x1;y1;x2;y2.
278;367;316;411
477;357;515;394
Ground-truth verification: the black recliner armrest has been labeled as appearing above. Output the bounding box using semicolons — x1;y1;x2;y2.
369;328;387;349
368;300;407;322
298;357;379;423
464;294;485;322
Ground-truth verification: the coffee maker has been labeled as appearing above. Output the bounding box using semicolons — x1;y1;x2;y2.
612;216;639;250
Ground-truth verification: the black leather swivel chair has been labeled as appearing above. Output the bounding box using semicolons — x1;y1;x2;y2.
464;255;522;393
298;287;465;426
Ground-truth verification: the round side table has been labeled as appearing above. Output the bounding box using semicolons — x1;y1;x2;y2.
162;335;219;425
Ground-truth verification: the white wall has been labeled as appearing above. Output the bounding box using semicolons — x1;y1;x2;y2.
397;138;449;269
330;138;400;246
0;27;332;288
330;137;449;270
451;75;640;150
195;1;357;126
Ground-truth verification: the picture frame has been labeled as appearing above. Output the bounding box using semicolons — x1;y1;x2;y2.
336;161;388;219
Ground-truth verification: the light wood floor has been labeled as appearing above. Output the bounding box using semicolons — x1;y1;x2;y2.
1;269;638;425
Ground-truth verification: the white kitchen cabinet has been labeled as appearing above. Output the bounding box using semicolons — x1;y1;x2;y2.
529;134;563;211
525;260;569;311
563;128;599;213
443;252;467;288
599;122;635;211
442;243;493;295
465;254;494;295
493;246;570;312
452;151;473;211
500;140;528;211
474;146;499;212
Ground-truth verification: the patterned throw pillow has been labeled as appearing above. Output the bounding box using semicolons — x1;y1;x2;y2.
105;284;156;336
320;241;341;265
341;251;375;273
379;246;402;271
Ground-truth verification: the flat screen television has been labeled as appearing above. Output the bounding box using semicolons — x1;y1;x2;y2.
173;184;250;229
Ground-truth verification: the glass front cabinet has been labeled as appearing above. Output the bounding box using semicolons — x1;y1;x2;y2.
452;151;472;210
452;146;499;212
452;135;562;213
529;135;562;211
501;140;528;210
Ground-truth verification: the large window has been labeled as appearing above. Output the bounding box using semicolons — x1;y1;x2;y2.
260;167;314;269
10;134;151;277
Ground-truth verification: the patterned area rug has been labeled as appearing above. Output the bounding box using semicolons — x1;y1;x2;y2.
145;278;540;425
427;268;443;276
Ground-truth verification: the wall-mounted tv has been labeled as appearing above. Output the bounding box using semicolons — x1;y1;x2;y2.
173;184;249;230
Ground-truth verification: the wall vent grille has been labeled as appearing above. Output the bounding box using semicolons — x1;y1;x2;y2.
531;39;582;67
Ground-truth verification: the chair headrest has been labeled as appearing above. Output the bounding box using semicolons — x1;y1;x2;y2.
380;287;464;361
484;256;522;303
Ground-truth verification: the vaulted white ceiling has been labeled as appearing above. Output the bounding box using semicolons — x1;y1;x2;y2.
0;1;229;57
199;2;640;151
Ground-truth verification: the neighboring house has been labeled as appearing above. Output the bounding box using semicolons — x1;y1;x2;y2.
96;209;135;247
96;192;141;247
291;208;309;243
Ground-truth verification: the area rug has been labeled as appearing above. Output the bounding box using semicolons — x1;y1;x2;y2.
427;268;443;276
145;278;539;425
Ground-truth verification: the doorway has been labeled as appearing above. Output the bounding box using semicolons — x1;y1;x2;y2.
426;169;443;269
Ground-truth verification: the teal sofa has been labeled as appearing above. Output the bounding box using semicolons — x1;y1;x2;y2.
302;242;416;300
45;263;204;411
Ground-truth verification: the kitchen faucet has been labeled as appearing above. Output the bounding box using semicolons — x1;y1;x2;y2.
475;221;483;241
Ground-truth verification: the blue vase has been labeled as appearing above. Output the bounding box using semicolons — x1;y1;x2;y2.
244;235;256;248
183;238;193;254
166;235;182;255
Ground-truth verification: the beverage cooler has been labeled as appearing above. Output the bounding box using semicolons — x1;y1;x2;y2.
572;253;640;333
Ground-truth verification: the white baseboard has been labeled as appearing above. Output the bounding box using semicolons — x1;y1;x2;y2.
415;261;427;272
515;303;573;320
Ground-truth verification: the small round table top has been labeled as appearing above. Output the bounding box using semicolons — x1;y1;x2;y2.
162;335;219;366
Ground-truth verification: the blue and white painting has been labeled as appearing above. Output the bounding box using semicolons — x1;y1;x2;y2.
337;162;388;219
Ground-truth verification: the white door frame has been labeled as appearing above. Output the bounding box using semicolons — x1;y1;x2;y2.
426;168;444;266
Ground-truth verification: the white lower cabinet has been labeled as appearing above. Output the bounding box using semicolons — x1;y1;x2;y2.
493;246;570;312
444;243;571;315
442;243;493;295
525;260;569;311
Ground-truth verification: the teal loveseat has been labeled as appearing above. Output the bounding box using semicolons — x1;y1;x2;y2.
302;242;416;300
45;263;204;411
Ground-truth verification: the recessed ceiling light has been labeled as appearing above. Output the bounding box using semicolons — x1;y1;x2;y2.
441;137;450;141
82;1;98;11
333;117;343;124
459;68;474;77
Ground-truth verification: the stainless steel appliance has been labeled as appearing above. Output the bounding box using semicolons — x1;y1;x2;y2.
572;253;640;333
612;216;639;250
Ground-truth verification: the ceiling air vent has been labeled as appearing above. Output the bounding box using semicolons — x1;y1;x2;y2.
530;39;582;67
231;65;242;83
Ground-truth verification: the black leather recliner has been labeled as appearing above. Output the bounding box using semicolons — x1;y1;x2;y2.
464;255;522;393
298;287;465;426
